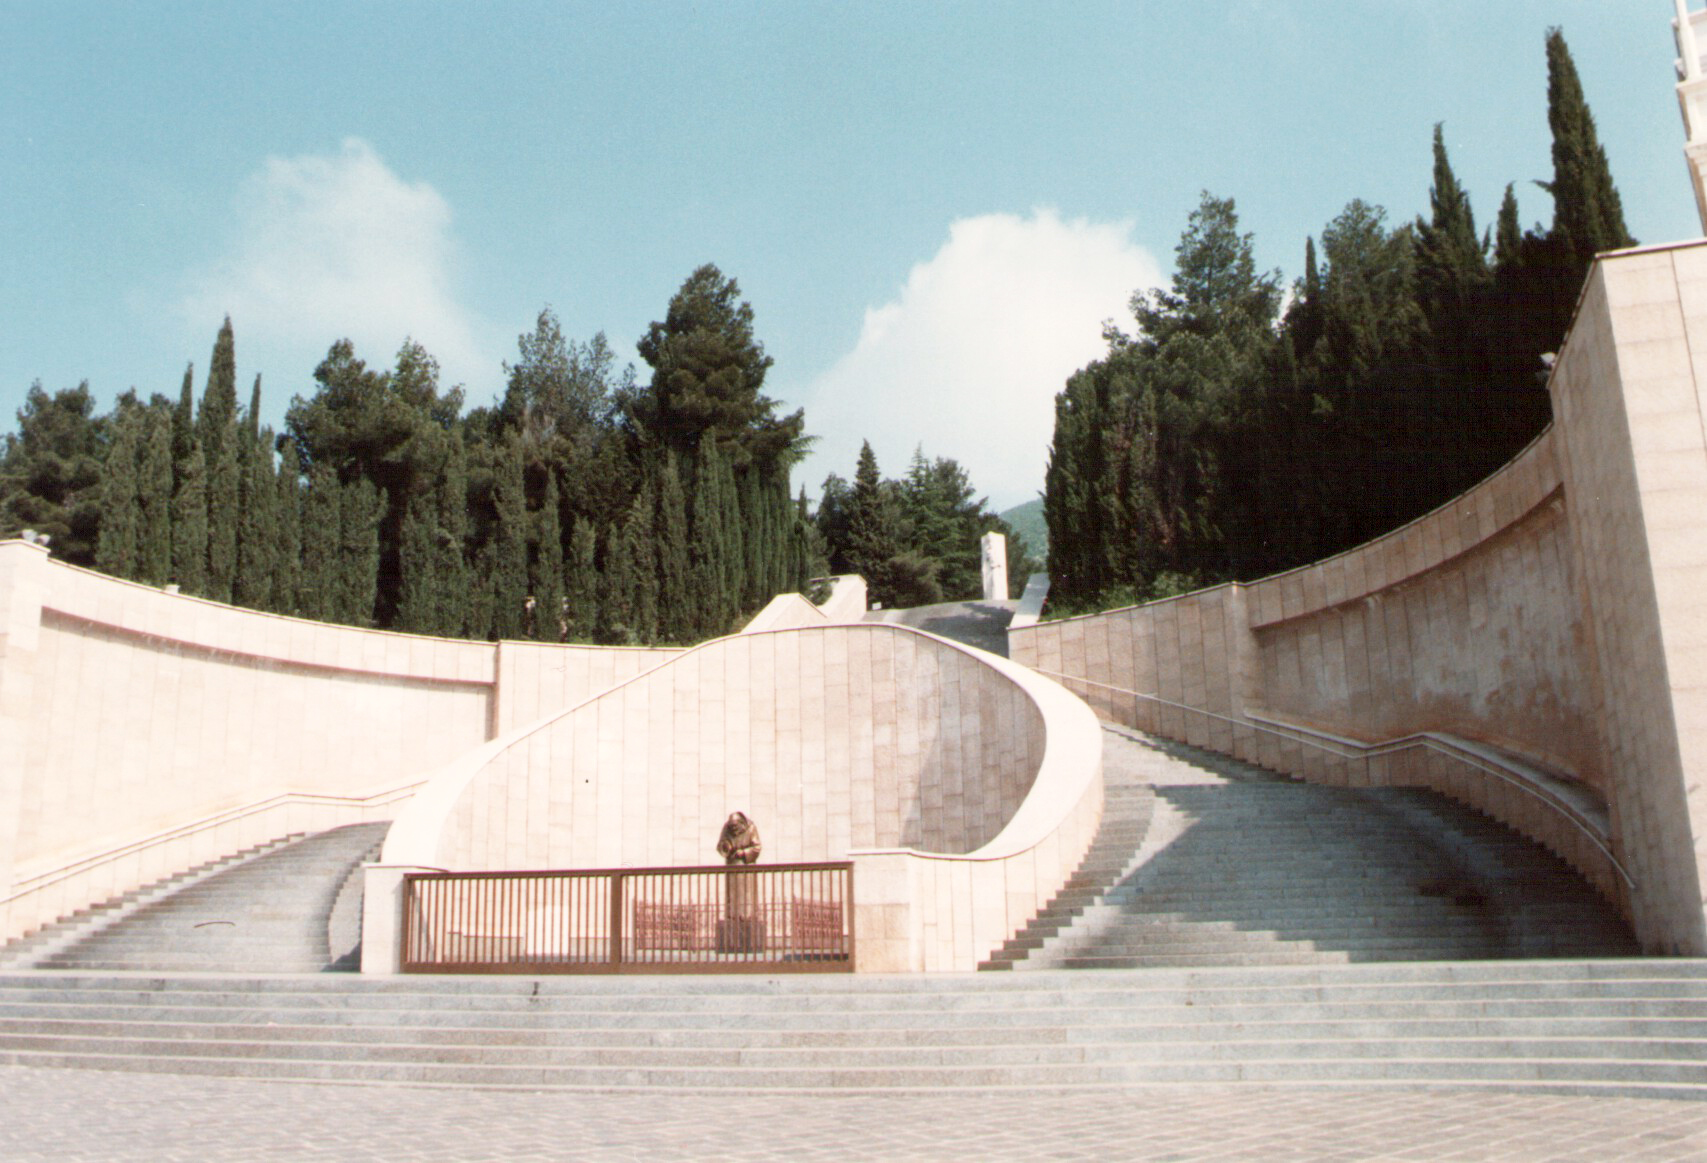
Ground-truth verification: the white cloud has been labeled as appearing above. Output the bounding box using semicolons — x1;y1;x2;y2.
794;209;1163;511
177;138;492;401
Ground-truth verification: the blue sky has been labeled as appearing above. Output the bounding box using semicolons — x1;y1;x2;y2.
2;2;1698;509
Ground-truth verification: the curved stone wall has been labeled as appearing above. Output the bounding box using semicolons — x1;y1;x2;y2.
399;624;1046;869
373;622;1104;972
0;544;676;943
1012;241;1707;955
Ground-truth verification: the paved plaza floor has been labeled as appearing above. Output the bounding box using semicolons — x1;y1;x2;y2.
4;1065;1706;1162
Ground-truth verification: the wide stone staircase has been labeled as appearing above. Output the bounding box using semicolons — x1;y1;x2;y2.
984;728;1636;970
2;822;388;974
1;962;1705;1094
0;729;1676;1095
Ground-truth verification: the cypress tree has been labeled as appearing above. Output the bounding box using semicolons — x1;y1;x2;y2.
596;521;635;644
274;437;303;615
623;482;658;644
436;434;471;635
395;487;440;635
490;436;529;640
738;470;766;610
137;405;174;585
689;442;736;638
200;318;239;602
1493;184;1525;274
234;428;278;610
298;463;340;623
338;477;383;627
532;468;566;642
565;518;598;642
654;453;691;641
172;364;195;473
1415;124;1487;322
245;374;263;448
96;404;143;579
171;438;208;595
1544;27;1634;266
467;541;497;641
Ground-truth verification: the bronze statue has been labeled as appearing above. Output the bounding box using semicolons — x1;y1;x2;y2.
715;812;763;952
716;811;761;866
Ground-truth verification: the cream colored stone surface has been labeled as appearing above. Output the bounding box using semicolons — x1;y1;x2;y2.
1010;241;1707;955
1;551;706;944
377;622;1103;975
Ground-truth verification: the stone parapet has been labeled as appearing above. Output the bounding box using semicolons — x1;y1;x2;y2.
1012;241;1707;955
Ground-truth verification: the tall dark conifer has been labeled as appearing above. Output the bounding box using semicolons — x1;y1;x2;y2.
200;318;239;602
565;519;598;642
234;427;278;610
95;403;142;579
490;436;529;640
137;405;174;585
533;468;566;642
338;478;383;626
1544;27;1634;266
298;464;340;622
171;438;208;594
273;437;303;615
654;453;690;641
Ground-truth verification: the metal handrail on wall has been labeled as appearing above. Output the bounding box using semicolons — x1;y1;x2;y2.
401;861;854;974
1033;669;1635;890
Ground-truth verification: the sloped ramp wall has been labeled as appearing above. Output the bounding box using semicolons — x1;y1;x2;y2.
372;623;1104;973
1011;241;1707;956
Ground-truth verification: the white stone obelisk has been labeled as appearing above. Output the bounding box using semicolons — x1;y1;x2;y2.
1675;0;1707;232
980;532;1008;602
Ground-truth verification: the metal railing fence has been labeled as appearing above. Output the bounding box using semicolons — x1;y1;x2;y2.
401;862;853;974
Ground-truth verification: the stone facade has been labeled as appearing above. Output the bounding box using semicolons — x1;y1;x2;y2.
1011;241;1707;955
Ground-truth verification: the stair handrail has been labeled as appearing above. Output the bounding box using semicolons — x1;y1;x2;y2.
0;779;425;909
1029;670;1634;891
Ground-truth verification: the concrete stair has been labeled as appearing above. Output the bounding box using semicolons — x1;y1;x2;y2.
990;729;1637;971
0;960;1703;1094
8;823;390;974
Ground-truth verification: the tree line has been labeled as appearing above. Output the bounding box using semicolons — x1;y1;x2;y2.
813;441;1040;610
2;265;835;644
1045;29;1634;614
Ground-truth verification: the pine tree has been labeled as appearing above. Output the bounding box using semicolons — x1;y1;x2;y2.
532;467;566;642
137;405;174;585
95;403;143;579
200;318;240;602
1544;27;1634;266
633;264;804;473
171;438;208;594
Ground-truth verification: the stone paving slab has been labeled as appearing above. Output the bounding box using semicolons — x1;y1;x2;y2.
4;1065;1706;1161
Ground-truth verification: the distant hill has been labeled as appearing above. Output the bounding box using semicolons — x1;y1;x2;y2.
999;498;1046;561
